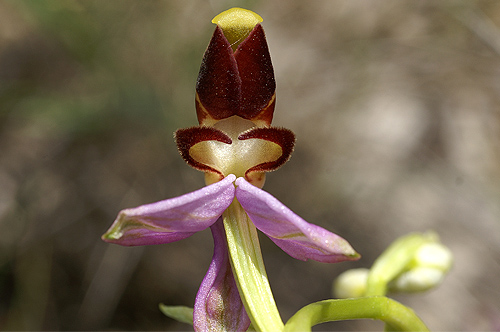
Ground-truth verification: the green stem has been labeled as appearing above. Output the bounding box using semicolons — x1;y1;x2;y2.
223;200;284;332
284;297;429;332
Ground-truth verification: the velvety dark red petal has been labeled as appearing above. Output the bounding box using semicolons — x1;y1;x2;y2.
196;26;241;124
234;24;276;125
238;127;295;177
175;127;232;177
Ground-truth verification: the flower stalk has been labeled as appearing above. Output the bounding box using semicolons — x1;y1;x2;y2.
223;200;284;331
284;297;429;332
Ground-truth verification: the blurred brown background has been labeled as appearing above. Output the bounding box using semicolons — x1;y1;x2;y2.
1;0;499;330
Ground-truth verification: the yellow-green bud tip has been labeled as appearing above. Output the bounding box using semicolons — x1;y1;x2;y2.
212;8;263;50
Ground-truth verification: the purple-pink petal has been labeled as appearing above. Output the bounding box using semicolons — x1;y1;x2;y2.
102;174;236;246
235;177;360;263
194;218;250;332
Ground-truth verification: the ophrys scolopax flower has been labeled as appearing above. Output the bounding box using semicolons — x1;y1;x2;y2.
102;8;359;332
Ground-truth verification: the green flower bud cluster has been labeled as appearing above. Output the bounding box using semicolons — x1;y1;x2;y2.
389;241;452;293
333;232;453;298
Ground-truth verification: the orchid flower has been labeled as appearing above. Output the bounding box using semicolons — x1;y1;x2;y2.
102;8;359;332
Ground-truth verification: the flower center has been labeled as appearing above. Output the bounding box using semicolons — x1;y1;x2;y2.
189;116;282;186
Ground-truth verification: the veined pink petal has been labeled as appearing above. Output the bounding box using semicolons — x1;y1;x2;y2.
235;177;360;263
102;174;236;246
194;218;250;332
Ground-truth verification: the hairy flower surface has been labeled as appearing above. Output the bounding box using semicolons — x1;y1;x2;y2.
102;8;359;332
176;8;293;188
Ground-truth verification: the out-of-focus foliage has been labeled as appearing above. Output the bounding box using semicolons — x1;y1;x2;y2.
1;0;499;330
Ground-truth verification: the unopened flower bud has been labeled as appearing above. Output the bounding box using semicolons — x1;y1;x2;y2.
390;267;445;293
411;242;453;272
389;242;453;293
333;268;369;298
